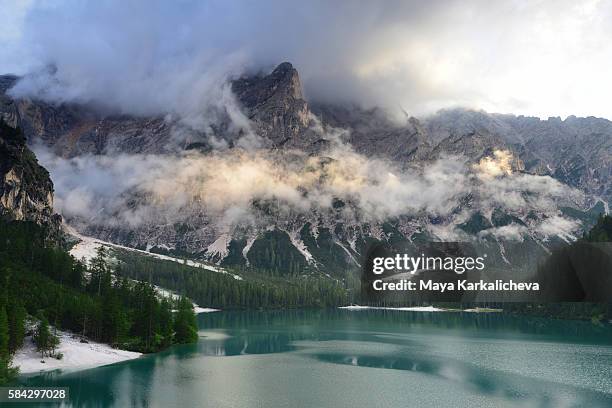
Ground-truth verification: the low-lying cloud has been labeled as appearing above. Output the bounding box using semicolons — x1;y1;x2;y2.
36;141;582;242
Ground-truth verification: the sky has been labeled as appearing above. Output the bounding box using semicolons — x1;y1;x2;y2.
1;0;612;119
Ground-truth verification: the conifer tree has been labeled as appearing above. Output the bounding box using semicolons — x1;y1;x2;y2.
7;302;25;354
0;306;19;384
0;307;9;360
34;317;59;358
173;297;198;344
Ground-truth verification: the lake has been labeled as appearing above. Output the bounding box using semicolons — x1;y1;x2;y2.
13;309;612;407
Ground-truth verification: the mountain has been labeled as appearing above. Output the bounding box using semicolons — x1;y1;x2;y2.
312;105;611;203
0;63;609;280
4;63;610;202
0;62;320;157
0;119;61;240
424;109;612;203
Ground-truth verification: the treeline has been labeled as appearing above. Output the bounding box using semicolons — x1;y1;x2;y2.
0;220;198;384
504;303;610;322
584;214;612;242
115;251;348;309
498;216;612;321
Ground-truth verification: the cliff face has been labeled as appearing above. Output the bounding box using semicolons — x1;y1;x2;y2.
0;119;61;238
0;62;317;157
231;62;313;148
0;75;20;128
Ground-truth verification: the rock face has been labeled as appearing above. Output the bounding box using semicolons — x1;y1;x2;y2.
423;109;612;202
232;62;312;147
0;62;318;156
0;119;61;238
311;105;433;163
312;104;611;204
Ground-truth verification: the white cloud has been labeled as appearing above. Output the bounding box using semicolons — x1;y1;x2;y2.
36;141;579;242
479;224;528;242
538;216;580;241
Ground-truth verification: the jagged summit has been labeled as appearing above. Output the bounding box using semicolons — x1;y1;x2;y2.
0;62;314;155
232;62;303;108
232;62;311;146
269;62;303;99
273;61;295;72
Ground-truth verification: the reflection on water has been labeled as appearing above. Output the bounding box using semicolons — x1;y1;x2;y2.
312;350;611;406
13;309;612;408
196;331;299;356
200;309;612;343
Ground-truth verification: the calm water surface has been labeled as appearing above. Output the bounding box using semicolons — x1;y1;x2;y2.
12;310;612;407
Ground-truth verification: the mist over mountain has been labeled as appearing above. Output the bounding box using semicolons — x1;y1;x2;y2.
1;61;608;278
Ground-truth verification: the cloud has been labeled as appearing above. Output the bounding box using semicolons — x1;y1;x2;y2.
36;140;580;243
3;0;612;120
538;216;580;242
0;0;33;74
473;150;513;179
478;224;528;242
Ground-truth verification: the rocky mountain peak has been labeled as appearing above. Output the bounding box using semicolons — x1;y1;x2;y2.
268;61;303;100
232;62;312;147
233;62;303;108
0;65;609;274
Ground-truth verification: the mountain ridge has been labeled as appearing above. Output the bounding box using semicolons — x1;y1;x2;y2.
0;63;609;278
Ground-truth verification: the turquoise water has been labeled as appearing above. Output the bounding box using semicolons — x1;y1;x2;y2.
12;310;612;407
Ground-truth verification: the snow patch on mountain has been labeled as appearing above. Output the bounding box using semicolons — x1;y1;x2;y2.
242;235;257;265
69;235;103;263
598;198;610;215
67;227;242;280
286;228;314;264
206;234;231;263
153;285;220;313
334;239;360;267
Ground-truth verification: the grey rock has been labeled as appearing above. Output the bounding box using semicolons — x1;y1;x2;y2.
0;119;61;240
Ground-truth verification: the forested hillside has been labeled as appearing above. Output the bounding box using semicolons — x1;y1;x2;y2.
584;214;612;242
0;220;198;384
506;215;612;320
114;249;348;309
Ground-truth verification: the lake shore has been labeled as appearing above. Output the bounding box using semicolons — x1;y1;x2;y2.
338;305;503;312
13;329;142;375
